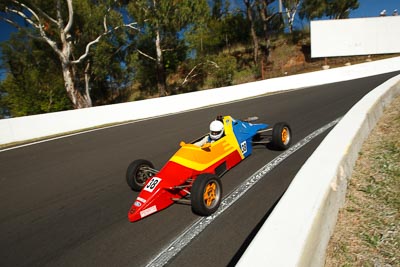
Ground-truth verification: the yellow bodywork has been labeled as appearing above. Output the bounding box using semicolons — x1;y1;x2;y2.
169;116;244;172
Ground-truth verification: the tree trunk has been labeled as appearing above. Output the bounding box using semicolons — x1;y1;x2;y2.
258;1;272;57
155;29;167;96
84;61;93;107
61;61;92;109
59;24;92;108
4;0;101;109
259;7;269;43
245;0;259;65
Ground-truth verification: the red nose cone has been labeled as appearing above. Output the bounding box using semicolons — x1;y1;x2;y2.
128;206;141;222
128;199;143;222
128;198;160;222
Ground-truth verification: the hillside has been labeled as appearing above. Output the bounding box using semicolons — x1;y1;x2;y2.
127;33;399;101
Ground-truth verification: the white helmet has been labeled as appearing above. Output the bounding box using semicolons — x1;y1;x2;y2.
209;120;224;140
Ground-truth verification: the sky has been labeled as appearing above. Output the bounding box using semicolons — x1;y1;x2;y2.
349;0;398;18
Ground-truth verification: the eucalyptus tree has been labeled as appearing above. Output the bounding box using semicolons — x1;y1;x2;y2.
0;0;137;109
299;0;359;20
243;0;283;65
243;0;259;64
256;0;277;42
326;0;359;19
282;0;301;33
0;32;71;116
126;0;209;96
299;0;327;20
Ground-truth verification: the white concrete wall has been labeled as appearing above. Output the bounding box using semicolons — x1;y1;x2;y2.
311;16;400;57
236;74;400;267
1;56;400;146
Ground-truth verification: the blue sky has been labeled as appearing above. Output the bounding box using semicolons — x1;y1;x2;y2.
350;0;398;18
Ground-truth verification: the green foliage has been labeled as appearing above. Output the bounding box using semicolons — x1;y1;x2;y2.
71;0;130;103
126;0;210;95
327;0;359;19
212;0;224;19
0;0;132;110
0;34;71;116
186;8;250;57
254;8;284;37
300;0;359;20
299;0;328;20
126;33;158;95
211;54;237;88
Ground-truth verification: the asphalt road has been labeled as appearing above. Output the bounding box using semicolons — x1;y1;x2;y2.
0;72;398;267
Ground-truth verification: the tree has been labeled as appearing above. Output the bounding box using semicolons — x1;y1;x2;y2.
255;0;284;60
0;33;71;116
244;0;259;65
243;0;282;65
0;0;137;109
256;0;277;42
299;0;359;20
126;0;209;96
299;0;328;20
282;0;301;33
211;54;237;87
326;0;359;19
212;0;224;19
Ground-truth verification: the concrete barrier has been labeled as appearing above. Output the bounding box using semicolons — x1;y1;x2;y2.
1;56;400;146
311;16;400;57
236;74;400;266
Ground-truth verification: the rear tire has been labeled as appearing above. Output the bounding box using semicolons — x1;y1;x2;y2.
271;122;292;150
191;174;222;216
126;159;154;191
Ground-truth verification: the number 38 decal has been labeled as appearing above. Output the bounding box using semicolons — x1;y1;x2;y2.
144;177;162;193
240;141;248;154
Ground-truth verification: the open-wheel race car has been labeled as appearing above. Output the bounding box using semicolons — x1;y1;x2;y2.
126;115;292;222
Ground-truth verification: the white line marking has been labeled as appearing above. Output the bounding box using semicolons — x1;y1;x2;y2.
145;118;341;267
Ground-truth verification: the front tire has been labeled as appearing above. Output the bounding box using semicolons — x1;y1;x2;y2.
271;122;292;150
191;174;222;216
126;159;155;191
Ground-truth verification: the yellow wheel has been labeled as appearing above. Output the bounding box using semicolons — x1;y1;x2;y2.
191;174;222;216
203;182;217;207
272;122;292;150
281;127;290;145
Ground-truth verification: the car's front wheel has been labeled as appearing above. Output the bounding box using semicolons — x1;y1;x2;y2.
191;174;222;216
271;122;292;150
126;159;155;191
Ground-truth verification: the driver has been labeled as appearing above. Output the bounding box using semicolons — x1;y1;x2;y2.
194;119;224;147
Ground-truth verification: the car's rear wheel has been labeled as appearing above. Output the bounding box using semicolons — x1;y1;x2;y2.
191;174;222;216
271;122;292;150
126;159;155;191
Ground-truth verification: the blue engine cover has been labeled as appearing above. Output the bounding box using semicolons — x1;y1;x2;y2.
231;118;268;158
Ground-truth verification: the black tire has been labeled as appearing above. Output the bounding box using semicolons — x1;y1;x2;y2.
126;159;154;191
191;174;222;216
271;122;292;150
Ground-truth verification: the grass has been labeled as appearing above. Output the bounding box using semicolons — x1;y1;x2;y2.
325;95;400;266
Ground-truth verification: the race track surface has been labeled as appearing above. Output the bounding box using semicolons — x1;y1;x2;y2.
0;72;398;267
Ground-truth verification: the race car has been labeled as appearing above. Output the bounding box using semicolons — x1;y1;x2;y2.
126;115;292;222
